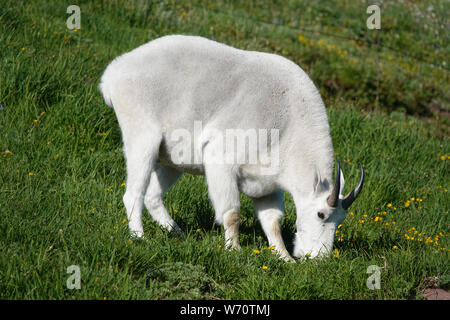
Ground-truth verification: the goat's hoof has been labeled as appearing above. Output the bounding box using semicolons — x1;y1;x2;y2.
171;227;185;238
130;230;144;239
225;243;241;251
284;256;296;263
279;254;296;263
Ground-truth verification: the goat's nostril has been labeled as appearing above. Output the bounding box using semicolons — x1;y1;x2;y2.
317;212;325;219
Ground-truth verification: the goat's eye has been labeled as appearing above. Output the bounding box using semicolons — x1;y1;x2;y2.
317;212;325;219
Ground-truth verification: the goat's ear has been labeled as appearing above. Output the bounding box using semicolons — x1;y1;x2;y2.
313;166;324;193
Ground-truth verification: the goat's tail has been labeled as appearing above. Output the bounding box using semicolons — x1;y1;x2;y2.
99;77;114;108
98;64;117;108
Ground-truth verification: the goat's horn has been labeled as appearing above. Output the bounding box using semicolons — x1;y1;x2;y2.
327;159;340;208
341;164;365;210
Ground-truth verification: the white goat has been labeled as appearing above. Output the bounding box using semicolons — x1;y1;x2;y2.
99;35;364;261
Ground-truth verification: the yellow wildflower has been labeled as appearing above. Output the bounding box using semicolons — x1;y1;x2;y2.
253;249;260;254
333;248;339;258
261;265;268;270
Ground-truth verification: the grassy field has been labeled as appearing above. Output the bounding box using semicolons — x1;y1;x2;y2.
0;0;448;299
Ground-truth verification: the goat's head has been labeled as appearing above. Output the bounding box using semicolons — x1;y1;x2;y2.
293;159;364;259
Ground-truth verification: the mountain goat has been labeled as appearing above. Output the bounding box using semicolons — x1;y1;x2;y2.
99;35;364;261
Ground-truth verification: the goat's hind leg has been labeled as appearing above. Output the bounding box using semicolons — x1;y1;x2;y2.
204;162;241;250
122;129;162;238
144;165;182;232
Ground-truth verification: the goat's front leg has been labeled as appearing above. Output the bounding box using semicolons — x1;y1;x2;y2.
204;161;241;250
253;191;294;262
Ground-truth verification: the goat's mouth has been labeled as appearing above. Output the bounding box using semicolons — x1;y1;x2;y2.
293;230;335;259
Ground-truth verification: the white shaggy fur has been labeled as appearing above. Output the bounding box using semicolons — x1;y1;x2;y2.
100;35;351;261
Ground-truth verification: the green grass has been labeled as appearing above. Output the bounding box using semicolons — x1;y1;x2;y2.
0;0;448;299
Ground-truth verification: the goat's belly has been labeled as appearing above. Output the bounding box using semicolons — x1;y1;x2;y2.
157;140;205;174
237;177;278;198
237;166;279;198
158;159;205;175
158;138;279;197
